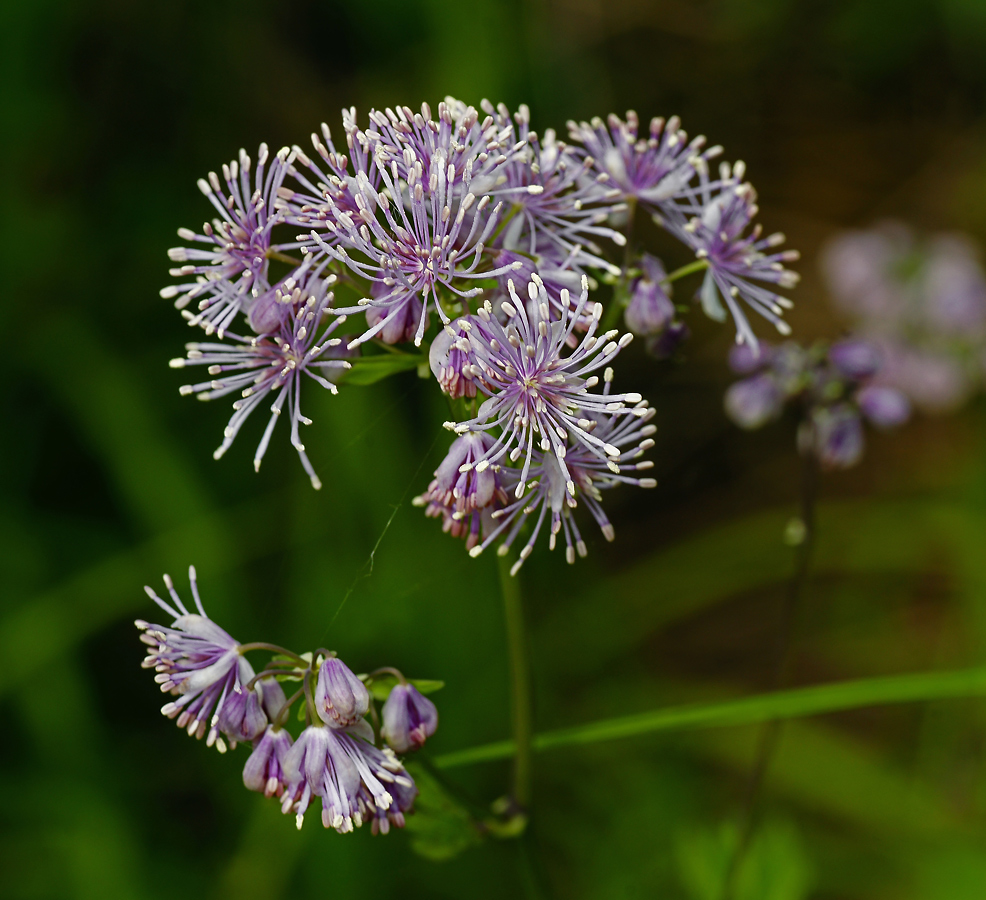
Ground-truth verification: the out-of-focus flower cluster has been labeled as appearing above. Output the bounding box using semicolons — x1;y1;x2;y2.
137;567;438;834
161;97;799;571
821;221;986;413
724;338;911;470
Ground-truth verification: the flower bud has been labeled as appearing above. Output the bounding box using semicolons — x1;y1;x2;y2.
858;385;910;428
218;658;267;743
829;338;880;380
314;657;370;728
724;373;784;430
366;282;426;344
809;405;864;470
625;255;674;336
381;683;438;753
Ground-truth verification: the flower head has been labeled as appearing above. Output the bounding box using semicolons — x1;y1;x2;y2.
446;274;648;500
162;145;301;335
381;683;439;753
136;566;250;752
170;269;349;488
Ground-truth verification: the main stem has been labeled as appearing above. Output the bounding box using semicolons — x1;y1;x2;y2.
721;451;818;899
499;554;534;811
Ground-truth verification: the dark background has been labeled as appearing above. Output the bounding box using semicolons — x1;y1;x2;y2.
5;1;986;897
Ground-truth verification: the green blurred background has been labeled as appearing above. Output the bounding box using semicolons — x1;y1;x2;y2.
6;0;986;897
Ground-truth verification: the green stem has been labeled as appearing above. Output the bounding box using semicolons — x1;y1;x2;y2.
663;258;709;285
433;664;986;769
600;198;637;332
237;642;309;665
499;554;534;811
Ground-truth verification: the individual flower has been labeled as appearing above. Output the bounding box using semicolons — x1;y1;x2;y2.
446;274;648;499
724;337;911;470
217;680;267;744
300;101;525;347
314;657;370;729
162;145;302;336
567;111;720;209
412;431;507;550
136;566;251;753
673;176;799;348
243;725;295;798
281;723;416;833
429;319;480;398
381;683;439;753
170;269;350;488
467;372;657;573
624;254;675;337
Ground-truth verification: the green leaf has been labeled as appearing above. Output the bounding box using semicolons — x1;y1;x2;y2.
434;665;986;768
402;762;482;861
339;354;428;386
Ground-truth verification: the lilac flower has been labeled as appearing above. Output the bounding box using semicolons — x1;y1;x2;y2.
804;405;865;470
447;274;648;500
429;319;479;398
857;384;911;427
381;683;439;753
243;726;294;798
483;102;626;274
828;338;881;380
412;432;507;550
301;101;525;347
170;270;349;488
468;376;657;573
674;177;799;347
162;145;302;336
281;723;416;832
217;680;267;743
625;254;675;337
314;657;370;729
567;111;720;208
136;566;250;753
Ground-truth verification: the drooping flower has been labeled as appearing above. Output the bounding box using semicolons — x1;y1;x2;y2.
136;566;251;752
624;254;676;337
446;274;648;499
281;723;416;833
170;269;350;488
381;683;439;753
243;725;295;798
161;145;302;336
314;657;370;729
468;374;657;573
412;431;507;550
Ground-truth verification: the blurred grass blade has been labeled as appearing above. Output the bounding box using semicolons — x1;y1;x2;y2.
340;354;428;385
434;666;986;768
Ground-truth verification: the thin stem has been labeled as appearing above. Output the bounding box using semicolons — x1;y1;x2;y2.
663;258;709;285
273;686;306;729
600;198;637;332
499;553;534;812
720;451;818;900
368;666;407;683
237;642;309;665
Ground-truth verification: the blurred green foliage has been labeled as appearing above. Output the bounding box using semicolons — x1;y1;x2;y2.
6;0;986;897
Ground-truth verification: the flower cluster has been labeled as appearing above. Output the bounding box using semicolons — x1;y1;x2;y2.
820;221;986;413
161;97;799;570
724;338;911;469
137;567;438;834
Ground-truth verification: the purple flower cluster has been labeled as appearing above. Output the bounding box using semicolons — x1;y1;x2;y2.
724;338;911;469
820;221;986;412
137;568;439;835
